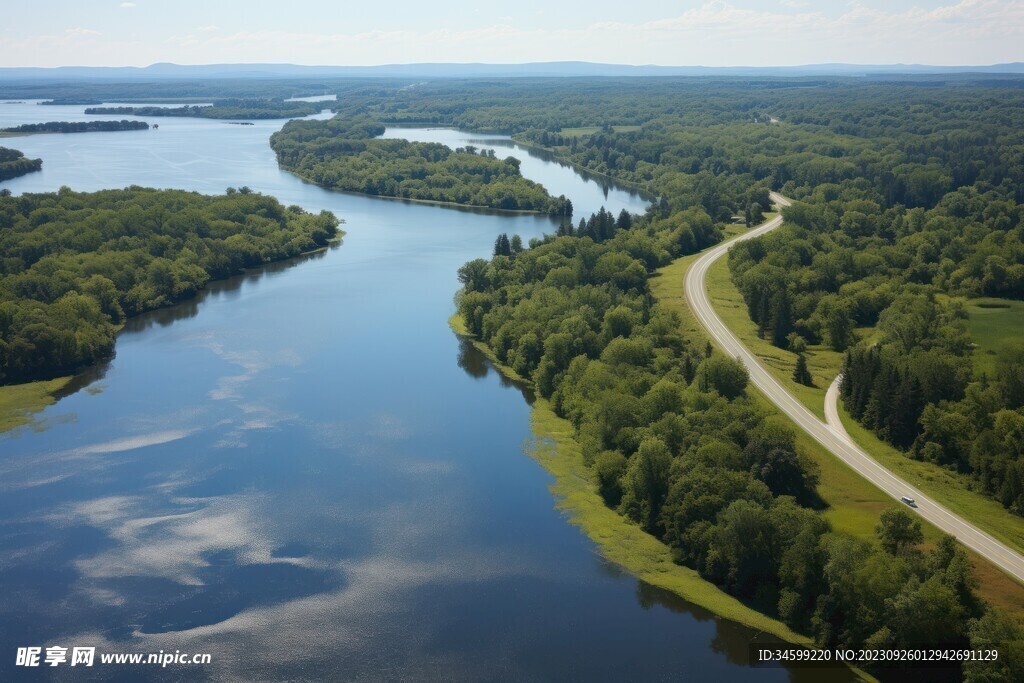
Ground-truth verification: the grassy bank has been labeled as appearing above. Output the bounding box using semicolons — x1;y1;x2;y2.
0;377;72;433
558;125;642;137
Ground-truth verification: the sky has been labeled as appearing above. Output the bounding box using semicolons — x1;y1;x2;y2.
0;0;1021;68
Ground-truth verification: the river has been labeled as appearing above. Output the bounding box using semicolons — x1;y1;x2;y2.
0;101;852;681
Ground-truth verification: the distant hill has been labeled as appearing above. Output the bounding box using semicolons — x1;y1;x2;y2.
2;61;1023;81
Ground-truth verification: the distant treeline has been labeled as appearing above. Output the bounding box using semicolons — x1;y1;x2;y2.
1;120;149;134
0;187;340;383
39;98;102;105
0;78;380;103
0;146;41;181
270;115;574;214
85;98;323;120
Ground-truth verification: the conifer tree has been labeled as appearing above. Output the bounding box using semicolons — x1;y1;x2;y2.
793;353;813;386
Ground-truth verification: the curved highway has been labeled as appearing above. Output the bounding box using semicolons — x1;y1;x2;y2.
684;192;1024;584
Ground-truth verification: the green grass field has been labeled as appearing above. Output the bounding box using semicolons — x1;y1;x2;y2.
0;377;71;433
966;297;1024;375
558;125;642;137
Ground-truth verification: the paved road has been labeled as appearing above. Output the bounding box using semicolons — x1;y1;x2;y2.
684;192;1024;583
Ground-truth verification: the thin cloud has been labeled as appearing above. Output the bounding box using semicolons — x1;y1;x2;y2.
65;27;102;37
2;0;1022;67
179;0;1024;66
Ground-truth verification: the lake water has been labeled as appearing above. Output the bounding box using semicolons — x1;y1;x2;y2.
0;102;852;681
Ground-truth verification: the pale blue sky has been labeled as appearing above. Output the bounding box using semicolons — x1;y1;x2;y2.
1;0;1020;67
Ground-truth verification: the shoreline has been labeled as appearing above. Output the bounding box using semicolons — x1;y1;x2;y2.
373;120;656;199
0;128;151;138
280;166;566;216
447;314;820;648
0;230;345;435
508;135;657;198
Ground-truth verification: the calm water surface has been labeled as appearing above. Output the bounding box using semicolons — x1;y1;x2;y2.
0;102;852;681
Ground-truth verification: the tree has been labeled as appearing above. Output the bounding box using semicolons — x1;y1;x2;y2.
618;438;672;533
616;209;633;231
997;343;1024;409
697;355;749;399
750;446;817;502
820;298;855;351
748;202;764;226
793;353;813;386
877;507;924;556
771;287;794;348
456;259;490;293
708;499;782;600
493;233;512;257
966;608;1024;682
886;575;969;648
778;524;827;630
594;450;627;506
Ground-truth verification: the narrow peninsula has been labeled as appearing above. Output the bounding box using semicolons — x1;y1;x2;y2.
86;98;324;120
270;115;573;215
0;146;42;181
1;120;149;135
0;186;340;386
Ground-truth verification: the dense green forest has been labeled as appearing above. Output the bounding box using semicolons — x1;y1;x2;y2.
84;98;324;119
0;146;41;181
717;125;1024;517
270;116;573;214
0;187;339;383
456;207;1014;680
1;120;149;134
326;78;1024;216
